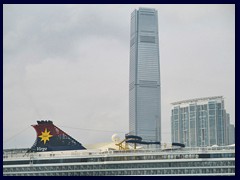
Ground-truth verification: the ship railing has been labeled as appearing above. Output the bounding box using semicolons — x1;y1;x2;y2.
3;146;235;160
103;146;235;155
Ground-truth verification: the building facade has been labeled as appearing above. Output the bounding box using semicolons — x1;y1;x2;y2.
171;96;231;147
228;124;235;145
224;113;235;145
129;8;161;141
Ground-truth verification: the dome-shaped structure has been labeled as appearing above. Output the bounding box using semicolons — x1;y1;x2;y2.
111;134;121;143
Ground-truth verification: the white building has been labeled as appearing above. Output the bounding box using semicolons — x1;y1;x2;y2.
228;124;235;145
171;96;231;147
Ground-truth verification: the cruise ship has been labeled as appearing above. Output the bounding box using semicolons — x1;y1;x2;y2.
3;120;235;176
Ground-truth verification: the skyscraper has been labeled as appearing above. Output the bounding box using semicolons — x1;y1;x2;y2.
129;8;161;142
228;124;235;145
171;96;230;147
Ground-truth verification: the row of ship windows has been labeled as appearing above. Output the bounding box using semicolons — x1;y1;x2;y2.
3;153;235;166
4;167;235;176
4;160;235;172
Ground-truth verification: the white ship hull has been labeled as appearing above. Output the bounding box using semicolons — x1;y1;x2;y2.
3;146;235;176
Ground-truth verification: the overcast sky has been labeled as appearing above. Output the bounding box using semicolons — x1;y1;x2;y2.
3;4;235;149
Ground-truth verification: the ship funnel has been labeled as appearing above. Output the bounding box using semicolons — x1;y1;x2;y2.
29;120;86;152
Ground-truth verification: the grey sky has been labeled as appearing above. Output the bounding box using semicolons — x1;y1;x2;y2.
3;4;235;149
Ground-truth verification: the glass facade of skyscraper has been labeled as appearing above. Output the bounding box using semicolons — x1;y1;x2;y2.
228;124;235;145
171;96;231;147
129;8;161;141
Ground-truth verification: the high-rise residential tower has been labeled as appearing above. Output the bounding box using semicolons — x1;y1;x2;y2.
129;8;161;141
171;96;231;147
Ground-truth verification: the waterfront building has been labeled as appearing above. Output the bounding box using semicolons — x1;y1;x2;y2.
224;113;235;145
171;96;231;147
228;124;235;145
129;8;161;142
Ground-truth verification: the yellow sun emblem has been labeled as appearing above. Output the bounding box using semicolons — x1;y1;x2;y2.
38;128;53;144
